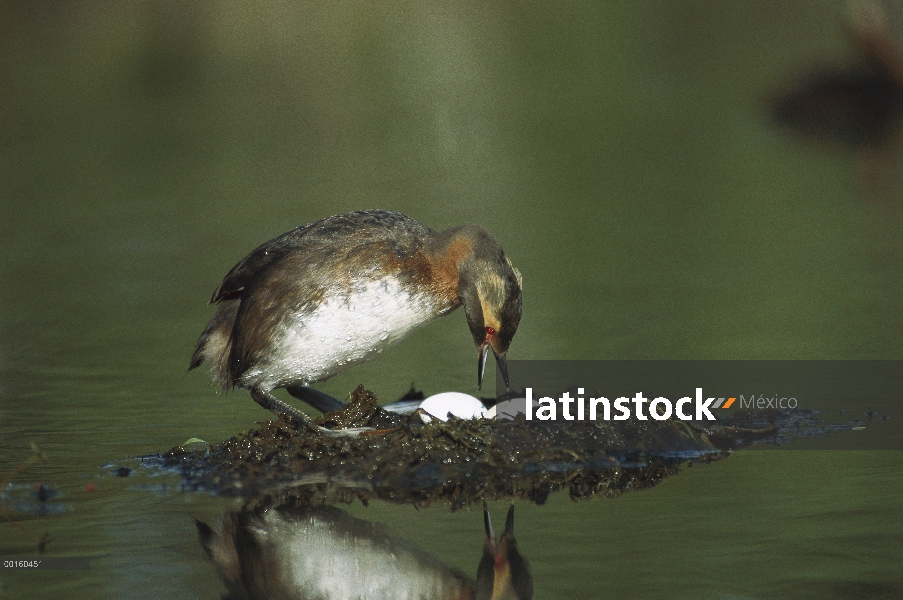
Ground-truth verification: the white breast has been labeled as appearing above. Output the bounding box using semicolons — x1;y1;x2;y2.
239;275;451;391
272;512;470;599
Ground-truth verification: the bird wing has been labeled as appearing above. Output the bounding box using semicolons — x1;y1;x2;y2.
223;212;435;386
226;250;330;385
209;210;423;304
208;224;315;304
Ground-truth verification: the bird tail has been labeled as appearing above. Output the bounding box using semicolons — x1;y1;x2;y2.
189;299;240;390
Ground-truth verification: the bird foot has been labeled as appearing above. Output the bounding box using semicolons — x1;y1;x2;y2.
286;386;346;413
249;388;320;433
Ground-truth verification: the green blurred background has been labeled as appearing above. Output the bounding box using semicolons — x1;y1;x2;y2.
1;1;901;598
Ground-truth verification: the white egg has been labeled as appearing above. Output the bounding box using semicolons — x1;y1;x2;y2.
419;392;487;423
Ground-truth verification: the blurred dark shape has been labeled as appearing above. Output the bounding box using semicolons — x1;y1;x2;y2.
32;483;57;502
196;503;534;600
771;68;903;147
770;1;903;149
0;482;66;516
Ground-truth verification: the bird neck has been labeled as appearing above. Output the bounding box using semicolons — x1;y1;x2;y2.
424;226;478;304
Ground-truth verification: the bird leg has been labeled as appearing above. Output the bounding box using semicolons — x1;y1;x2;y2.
250;388;319;432
286;385;346;414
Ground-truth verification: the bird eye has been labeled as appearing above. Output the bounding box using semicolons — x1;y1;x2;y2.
485;326;496;337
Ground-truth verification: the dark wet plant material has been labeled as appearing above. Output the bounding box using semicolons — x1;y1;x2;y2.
696;406;869;447
159;386;725;508
134;385;880;509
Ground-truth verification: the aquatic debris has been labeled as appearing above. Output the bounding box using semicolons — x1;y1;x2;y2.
0;443;53;552
696;406;873;448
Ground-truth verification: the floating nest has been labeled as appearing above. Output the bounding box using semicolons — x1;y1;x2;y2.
160;387;727;509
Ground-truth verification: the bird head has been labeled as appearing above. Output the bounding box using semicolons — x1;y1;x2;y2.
458;246;522;391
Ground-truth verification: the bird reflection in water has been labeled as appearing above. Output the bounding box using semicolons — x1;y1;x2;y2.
476;505;534;600
195;503;534;600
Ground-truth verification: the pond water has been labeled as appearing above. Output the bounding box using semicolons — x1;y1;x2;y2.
1;2;901;599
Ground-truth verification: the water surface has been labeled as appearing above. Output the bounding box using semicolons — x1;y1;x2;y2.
1;2;901;598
